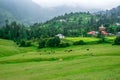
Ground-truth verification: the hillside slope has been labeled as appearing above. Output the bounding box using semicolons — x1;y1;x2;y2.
0;38;120;80
29;5;120;38
0;39;20;57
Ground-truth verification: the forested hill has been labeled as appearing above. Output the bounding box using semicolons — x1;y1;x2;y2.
96;5;120;25
0;5;120;42
30;5;120;38
31;12;96;37
98;5;120;16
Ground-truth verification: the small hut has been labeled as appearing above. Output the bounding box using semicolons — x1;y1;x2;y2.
87;25;108;36
56;34;65;39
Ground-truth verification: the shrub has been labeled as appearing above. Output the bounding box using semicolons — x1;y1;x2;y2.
19;40;32;47
113;36;120;45
73;40;85;45
97;37;114;44
38;39;46;48
19;40;26;47
46;38;55;47
25;41;32;47
54;36;61;46
97;40;105;43
59;42;70;47
46;37;61;47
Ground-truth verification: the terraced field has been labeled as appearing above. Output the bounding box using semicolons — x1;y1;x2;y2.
0;38;120;80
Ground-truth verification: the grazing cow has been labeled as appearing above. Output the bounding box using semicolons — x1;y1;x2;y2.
48;52;51;54
68;50;73;52
64;50;73;53
86;49;89;51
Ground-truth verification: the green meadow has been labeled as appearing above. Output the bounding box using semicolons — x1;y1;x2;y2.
0;37;120;80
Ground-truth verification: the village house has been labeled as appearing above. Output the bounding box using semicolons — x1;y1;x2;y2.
87;31;98;36
59;19;66;22
87;25;108;36
116;23;120;26
56;34;65;39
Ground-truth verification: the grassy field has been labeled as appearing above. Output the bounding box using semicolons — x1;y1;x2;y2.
0;37;120;80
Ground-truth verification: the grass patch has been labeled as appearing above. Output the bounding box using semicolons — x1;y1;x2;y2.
0;39;20;57
0;37;120;80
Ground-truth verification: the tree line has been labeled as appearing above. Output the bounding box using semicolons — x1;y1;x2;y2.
0;11;120;45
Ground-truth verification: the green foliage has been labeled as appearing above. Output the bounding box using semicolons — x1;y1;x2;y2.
59;42;70;47
97;37;113;44
113;36;120;45
19;40;26;47
28;9;120;38
54;36;61;46
19;40;32;47
46;38;55;47
1;10;120;43
97;37;105;43
29;12;96;38
46;37;61;47
26;41;32;47
0;20;28;42
73;40;86;45
38;39;46;48
0;8;120;46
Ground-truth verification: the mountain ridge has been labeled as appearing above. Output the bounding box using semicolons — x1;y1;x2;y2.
0;0;101;26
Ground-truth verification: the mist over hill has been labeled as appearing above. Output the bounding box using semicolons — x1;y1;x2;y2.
0;0;101;26
0;0;48;25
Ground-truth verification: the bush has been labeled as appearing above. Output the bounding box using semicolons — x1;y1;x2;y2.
59;42;70;47
73;40;85;45
46;38;55;47
97;39;111;44
46;37;60;47
26;41;32;47
19;40;32;47
97;37;106;43
38;39;46;48
113;36;120;45
19;40;26;47
54;36;61;46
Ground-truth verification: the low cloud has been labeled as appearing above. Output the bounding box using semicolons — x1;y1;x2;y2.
32;0;120;10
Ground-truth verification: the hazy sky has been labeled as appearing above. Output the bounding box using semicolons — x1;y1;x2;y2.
32;0;120;10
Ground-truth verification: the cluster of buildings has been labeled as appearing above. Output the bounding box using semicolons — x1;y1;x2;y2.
87;25;108;36
56;25;120;38
87;25;120;37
